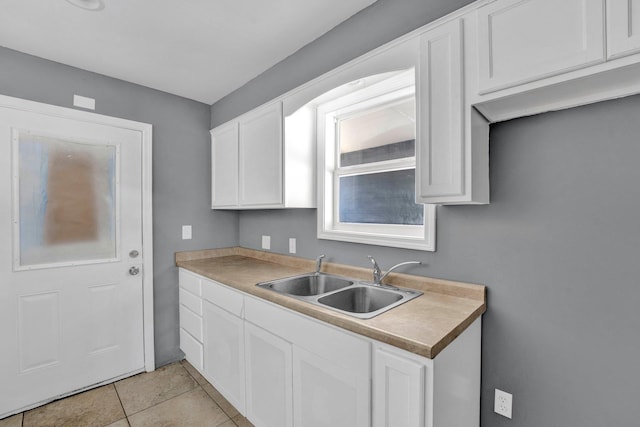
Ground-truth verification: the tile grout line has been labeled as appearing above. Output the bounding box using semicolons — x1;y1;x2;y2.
179;361;236;420
201;385;233;425
178;362;236;426
112;382;129;426
117;362;236;426
121;383;201;419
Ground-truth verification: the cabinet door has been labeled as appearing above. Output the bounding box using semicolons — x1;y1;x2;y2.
416;18;464;202
203;301;245;414
293;346;370;427
211;122;239;208
239;102;283;207
245;322;293;427
373;347;426;427
180;328;203;372
608;0;640;59
478;0;605;93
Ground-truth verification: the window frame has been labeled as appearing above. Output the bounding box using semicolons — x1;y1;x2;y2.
316;71;436;251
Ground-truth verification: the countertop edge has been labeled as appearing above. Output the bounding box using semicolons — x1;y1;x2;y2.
175;247;487;359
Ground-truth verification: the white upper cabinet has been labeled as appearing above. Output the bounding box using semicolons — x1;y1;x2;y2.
239;102;284;207
416;19;464;202
607;0;640;59
416;16;489;205
210;122;239;208
477;0;605;93
211;100;315;210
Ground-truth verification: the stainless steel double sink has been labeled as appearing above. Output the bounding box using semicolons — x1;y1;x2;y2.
256;272;422;319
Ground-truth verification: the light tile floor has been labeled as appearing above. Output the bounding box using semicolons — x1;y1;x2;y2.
0;360;254;427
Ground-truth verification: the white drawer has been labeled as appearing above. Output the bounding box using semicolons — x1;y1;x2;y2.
245;296;370;377
179;288;202;316
179;268;202;296
180;328;203;371
179;304;203;342
202;278;244;317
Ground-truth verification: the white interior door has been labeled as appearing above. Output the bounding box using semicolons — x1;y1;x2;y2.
0;104;146;417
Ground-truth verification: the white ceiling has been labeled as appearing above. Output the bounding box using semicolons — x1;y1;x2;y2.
0;0;377;104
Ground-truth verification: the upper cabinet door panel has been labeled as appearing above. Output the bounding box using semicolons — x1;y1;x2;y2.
239;102;283;207
478;0;605;93
211;122;239;208
416;18;464;202
607;0;640;59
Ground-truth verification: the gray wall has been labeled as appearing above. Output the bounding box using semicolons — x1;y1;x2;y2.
0;46;239;367
211;0;476;126
235;98;640;426
211;1;640;425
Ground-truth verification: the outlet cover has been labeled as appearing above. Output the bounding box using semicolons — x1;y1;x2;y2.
261;235;271;250
289;238;296;254
73;94;95;110
494;389;512;419
182;225;192;240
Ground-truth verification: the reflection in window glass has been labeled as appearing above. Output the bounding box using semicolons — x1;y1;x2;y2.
338;97;415;167
17;133;117;267
339;169;424;225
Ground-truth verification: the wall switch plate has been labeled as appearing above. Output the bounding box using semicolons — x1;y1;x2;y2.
261;235;271;250
494;389;512;419
73;94;95;110
289;238;296;254
182;225;192;240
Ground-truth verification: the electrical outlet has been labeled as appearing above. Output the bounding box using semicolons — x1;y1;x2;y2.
261;235;271;250
182;225;192;240
289;238;296;254
73;94;95;110
494;389;512;419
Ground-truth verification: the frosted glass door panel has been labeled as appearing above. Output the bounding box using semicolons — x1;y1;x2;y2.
15;132;118;268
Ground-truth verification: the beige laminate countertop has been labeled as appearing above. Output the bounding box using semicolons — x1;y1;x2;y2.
176;247;486;359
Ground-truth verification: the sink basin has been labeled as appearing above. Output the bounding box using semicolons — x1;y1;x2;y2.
317;285;421;318
257;273;353;297
317;286;402;313
257;274;422;319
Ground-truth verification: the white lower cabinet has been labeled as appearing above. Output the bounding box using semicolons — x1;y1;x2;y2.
373;318;481;427
179;268;481;427
178;270;204;371
244;296;371;427
245;322;293;427
202;300;245;414
373;347;426;427
293;346;370;427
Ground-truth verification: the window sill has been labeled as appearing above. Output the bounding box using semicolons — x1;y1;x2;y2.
317;205;436;251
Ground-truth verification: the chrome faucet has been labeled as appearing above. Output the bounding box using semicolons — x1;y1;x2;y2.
315;254;326;274
367;256;421;286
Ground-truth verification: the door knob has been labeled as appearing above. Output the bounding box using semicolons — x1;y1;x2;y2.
129;266;140;276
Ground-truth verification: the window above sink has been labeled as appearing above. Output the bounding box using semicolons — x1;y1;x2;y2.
314;69;436;251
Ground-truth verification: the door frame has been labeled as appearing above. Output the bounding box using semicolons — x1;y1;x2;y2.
0;93;155;372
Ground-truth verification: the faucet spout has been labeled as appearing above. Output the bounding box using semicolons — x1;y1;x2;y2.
368;256;421;285
367;256;383;284
315;254;326;274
